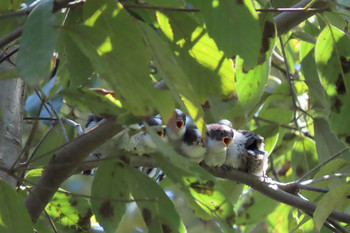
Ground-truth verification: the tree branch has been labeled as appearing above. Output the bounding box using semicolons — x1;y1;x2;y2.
23;117;123;223
204;165;350;224
0;0;332;48
74;152;350;224
274;0;330;35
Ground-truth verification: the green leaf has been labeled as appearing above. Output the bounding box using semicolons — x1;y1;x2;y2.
16;0;59;85
157;12;236;102
145;124;236;232
91;159;130;233
0;180;34;233
314;118;350;162
313;183;350;232
300;24;329;117
193;0;262;69
28;125;67;169
254;125;280;156
291;136;318;180
60;87;123;116
45;191;92;232
315;25;350;145
266;204;290;232
0;68;19;80
236;189;279;225
0;0;21;12
258;83;294;124
63;7;93;86
126;167;187;233
136;20;206;133
65;0;175;119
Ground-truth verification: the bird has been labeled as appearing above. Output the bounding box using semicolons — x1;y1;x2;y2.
203;123;234;167
176;124;206;163
85;114;103;131
126;116;167;154
224;129;268;177
164;108;187;143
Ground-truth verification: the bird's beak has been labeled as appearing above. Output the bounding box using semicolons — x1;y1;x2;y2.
223;137;232;147
157;130;164;137
176;120;184;130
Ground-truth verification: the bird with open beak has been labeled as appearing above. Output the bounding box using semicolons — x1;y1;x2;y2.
127;117;167;154
164;108;187;143
204;123;234;167
224;129;268;177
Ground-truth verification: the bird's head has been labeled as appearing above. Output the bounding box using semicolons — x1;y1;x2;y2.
206;124;234;148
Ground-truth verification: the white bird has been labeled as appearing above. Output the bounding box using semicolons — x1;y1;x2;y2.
127;117;167;154
204;123;234;167
177;124;206;163
225;129;268;177
164;108;187;143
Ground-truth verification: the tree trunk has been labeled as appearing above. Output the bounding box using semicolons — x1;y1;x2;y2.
0;46;25;188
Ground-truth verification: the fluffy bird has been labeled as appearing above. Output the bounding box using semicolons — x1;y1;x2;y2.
164;108;187;143
204;123;234;167
85;114;103;131
224;129;268;177
127;117;166;154
177;124;206;163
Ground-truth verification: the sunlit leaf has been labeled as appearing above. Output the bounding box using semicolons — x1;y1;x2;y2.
314;118;350;162
236;189;279;225
64;0;175;120
157;12;235;102
136;20;206;133
300;24;329;118
313;183;350;232
258;83;294;125
45;191;91;232
315;25;350;146
193;0;262;69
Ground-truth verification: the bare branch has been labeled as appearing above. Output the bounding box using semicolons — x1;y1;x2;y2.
204;165;350;224
274;0;330;35
24;117;123;223
297;147;349;183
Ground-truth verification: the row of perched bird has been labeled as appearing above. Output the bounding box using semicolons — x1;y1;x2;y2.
85;109;268;177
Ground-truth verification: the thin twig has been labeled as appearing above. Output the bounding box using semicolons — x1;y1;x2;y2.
297;148;350;183
62;118;83;136
0;25;23;49
46;101;69;142
253;116;297;130
25;125;55;166
256;7;328;12
301;173;350;186
122;4;200;12
34;89;53;119
278;36;299;128
0;6;34;19
24;117;58;121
